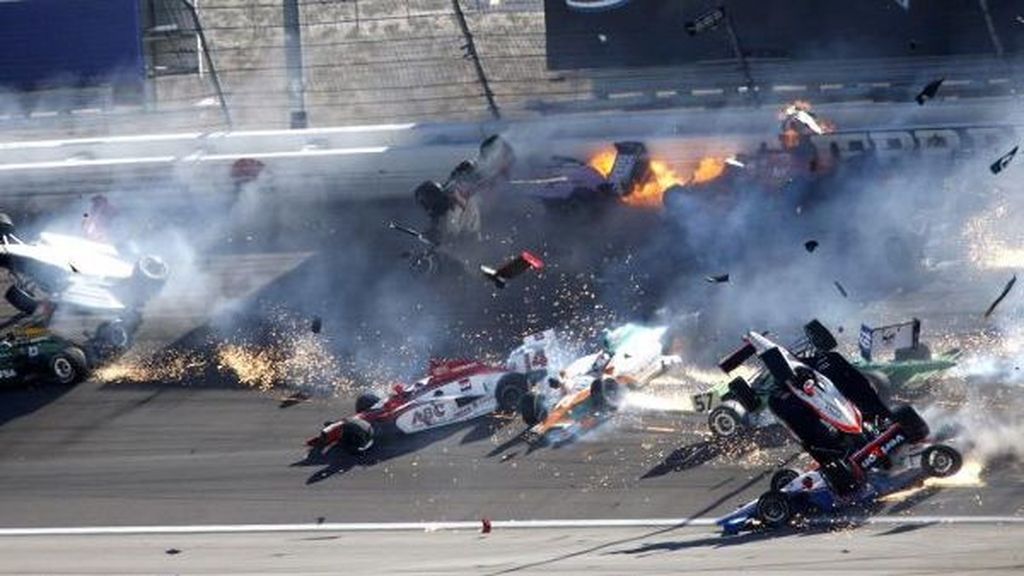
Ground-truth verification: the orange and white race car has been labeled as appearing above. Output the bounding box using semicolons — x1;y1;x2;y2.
518;324;681;443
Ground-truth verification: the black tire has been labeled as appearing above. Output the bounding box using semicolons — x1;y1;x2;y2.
51;347;89;385
340;418;375;455
804;319;837;352
0;212;14;236
96;320;132;350
727;376;759;411
893;405;929;443
519;391;548;426
770;468;800;492
495;373;528;413
590;378;623;411
5;285;38;315
921;444;962;478
355;392;381;414
756;491;792;528
820;459;860;496
708;402;748;440
414;181;451;218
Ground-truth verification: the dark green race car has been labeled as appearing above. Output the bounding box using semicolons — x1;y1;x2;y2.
0;324;90;386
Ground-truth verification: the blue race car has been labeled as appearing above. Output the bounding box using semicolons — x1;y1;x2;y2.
718;440;963;534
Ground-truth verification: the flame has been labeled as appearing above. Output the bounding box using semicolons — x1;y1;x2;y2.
691;157;726;184
586;149;725;209
588;149;616;178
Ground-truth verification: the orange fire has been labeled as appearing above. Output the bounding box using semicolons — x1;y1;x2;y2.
586;148;728;209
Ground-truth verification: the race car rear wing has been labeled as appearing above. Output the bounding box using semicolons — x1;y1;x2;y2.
859;319;921;362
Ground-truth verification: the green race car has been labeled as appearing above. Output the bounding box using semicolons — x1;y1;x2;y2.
693;319;958;440
0;324;90;387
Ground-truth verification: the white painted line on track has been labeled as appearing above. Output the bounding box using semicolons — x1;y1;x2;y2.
0;156;177;172
0;516;1020;537
199;147;389;161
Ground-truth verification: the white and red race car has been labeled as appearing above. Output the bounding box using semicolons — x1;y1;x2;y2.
306;332;555;454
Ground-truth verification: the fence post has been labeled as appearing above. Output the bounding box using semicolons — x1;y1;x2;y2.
181;0;232;129
283;0;308;128
451;0;500;120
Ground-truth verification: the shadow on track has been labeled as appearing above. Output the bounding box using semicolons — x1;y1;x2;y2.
642;429;792;480
0;384;75;428
294;415;513;484
481;451;800;576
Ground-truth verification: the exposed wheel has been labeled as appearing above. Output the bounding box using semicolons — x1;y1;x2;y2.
5;285;38;315
519;391;548;426
590;378;623;411
922;444;962;478
355;392;381;413
129;255;168;305
893;405;929;443
414;181;451;218
495;373;528;413
727;376;759;411
96;320;132;350
756;491;792;528
340;418;375;455
708;402;747;440
770;468;800;492
51;347;89;385
804;319;837;352
0;212;14;236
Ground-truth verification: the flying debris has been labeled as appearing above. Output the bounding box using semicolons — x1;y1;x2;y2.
388;220;436;247
804;240;819;253
310;316;322;334
984;275;1017;319
990;145;1019;175
834;281;848;298
915;78;944;105
481;518;492;534
481;252;544;288
705;274;730;284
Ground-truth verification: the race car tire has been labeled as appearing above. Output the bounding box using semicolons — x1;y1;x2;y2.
803;319;838;352
756;491;792;528
590;378;623;411
893;405;929;443
820;460;860;496
4;285;38;315
922;444;962;478
0;212;14;236
340;418;375;455
51;347;89;385
708;402;748;441
817;352;892;424
727;376;759;412
479;135;516;176
95;320;133;350
129;255;169;306
355;392;381;414
414;181;452;218
770;468;801;492
495;373;529;413
519;391;548;426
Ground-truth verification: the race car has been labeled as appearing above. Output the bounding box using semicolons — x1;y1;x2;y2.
0;213;168;314
718;440;963;534
305;331;554;455
518;324;681;443
708;320;947;496
0;323;89;387
697;319;956;441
